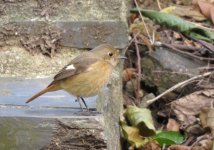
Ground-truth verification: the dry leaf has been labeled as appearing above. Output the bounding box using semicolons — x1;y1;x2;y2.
171;89;214;125
169;138;213;150
193;0;214;24
123;91;135;106
122;68;137;83
169;145;191;150
142;140;161;150
167;118;180;132
173;32;182;40
185;124;206;136
200;107;214;135
129;22;155;53
196;138;213;150
162;6;206;21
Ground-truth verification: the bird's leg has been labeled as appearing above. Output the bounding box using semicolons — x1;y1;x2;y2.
76;97;84;111
80;97;89;111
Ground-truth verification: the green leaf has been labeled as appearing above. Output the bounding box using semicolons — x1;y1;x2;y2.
121;122;150;148
125;106;156;136
155;131;184;146
130;8;214;42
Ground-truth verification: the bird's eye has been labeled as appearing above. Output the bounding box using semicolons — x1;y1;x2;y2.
108;52;113;57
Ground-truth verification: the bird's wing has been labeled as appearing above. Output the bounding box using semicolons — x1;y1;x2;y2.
52;52;99;82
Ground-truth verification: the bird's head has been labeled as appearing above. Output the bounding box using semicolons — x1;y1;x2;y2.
91;44;125;67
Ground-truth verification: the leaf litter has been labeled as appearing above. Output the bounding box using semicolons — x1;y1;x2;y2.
121;0;214;149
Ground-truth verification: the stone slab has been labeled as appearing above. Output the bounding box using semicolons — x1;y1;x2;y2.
12;21;128;49
0;116;106;150
0;77;96;115
151;47;207;75
0;0;127;22
0;0;129;48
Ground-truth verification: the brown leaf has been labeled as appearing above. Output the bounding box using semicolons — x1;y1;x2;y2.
162;6;206;21
166;118;180;132
123;91;135;106
169;145;191;150
196;138;213;150
169;138;213;150
129;22;155;53
142;140;161;150
171;89;214;126
122;68;137;83
193;0;214;24
200;108;214;135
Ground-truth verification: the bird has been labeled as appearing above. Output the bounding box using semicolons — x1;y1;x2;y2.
25;44;124;111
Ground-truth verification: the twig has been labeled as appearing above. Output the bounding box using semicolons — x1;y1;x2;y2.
184;35;214;54
134;35;142;105
154;42;214;61
192;22;214;32
122;32;140;55
164;43;208;53
147;71;214;104
197;66;214;70
133;0;153;43
156;0;162;10
152;70;192;76
198;40;214;54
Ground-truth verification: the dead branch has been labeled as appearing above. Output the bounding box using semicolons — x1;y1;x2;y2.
147;71;214;105
134;36;142;105
154;42;214;61
133;0;153;43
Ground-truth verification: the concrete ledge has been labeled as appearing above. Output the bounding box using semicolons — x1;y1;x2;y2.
0;116;106;150
0;0;129;49
0;0;127;22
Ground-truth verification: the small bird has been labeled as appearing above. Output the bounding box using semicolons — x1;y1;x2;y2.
25;44;124;110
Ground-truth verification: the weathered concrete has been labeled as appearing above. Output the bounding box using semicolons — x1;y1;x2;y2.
97;64;124;150
0;77;96;111
0;0;127;22
0;0;128;48
0;46;82;78
0;116;106;150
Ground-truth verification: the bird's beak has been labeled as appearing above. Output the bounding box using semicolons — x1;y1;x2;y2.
118;56;127;59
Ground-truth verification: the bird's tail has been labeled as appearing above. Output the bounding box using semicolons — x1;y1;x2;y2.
25;83;60;103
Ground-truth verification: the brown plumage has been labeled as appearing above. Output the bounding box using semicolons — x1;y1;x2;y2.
25;44;121;110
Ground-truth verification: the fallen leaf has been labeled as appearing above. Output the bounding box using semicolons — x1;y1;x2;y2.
167;118;180;132
196;138;213;150
125;105;156;136
171;89;214;125
131;8;214;42
121;123;149;148
169;138;213;150
142;140;161;150
155;131;184;146
185;124;206;136
122;68;137;83
200;107;214;135
129;22;155;53
193;0;214;24
161;6;206;21
169;145;191;150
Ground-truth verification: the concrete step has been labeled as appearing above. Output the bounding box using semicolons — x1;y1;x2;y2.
0;116;105;150
0;0;128;48
0;77;96;111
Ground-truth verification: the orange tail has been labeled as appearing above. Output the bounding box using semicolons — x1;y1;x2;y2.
25;83;60;103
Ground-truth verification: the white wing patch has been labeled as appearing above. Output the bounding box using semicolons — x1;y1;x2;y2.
66;64;75;70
